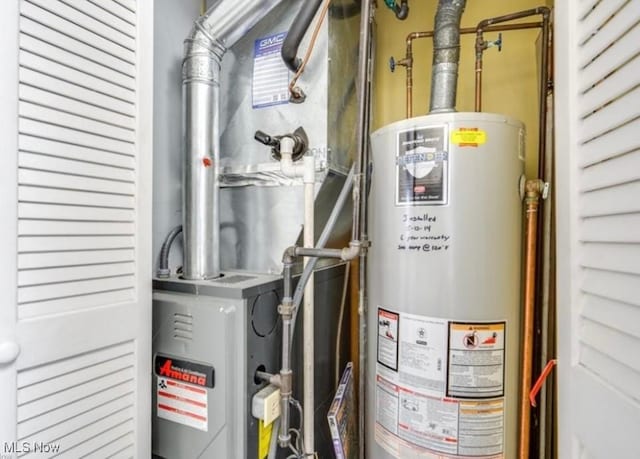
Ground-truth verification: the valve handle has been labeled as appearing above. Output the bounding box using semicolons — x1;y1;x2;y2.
486;33;503;52
254;130;278;147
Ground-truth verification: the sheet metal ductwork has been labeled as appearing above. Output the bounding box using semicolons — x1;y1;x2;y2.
429;0;466;113
181;0;284;280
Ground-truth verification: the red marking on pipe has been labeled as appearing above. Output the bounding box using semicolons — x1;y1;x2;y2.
202;157;212;167
529;359;557;407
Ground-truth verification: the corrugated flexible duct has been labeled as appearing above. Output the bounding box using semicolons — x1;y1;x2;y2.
429;0;466;113
181;0;284;280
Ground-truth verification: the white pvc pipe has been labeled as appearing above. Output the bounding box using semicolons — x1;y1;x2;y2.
302;154;315;456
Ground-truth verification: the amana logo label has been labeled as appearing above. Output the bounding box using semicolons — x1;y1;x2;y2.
154;354;215;388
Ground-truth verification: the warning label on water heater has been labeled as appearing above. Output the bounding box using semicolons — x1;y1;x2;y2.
374;310;506;459
448;322;506;398
378;309;400;370
396;126;449;206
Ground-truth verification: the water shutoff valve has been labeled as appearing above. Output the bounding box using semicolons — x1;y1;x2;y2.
488;33;503;52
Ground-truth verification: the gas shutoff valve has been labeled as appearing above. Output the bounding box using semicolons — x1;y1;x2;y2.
254;126;308;161
254;126;314;180
486;33;503;52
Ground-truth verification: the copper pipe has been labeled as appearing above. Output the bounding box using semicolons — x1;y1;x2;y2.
396;23;541;118
476;8;552;181
405;31;431;118
520;179;544;459
474;46;483;112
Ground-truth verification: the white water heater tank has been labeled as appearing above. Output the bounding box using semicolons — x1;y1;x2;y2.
366;112;525;458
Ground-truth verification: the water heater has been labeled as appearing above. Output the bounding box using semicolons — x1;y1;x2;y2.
366;112;524;458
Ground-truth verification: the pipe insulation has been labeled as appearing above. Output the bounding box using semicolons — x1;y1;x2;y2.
181;0;284;280
429;0;466;113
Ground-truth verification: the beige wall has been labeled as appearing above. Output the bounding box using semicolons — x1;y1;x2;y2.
373;0;548;176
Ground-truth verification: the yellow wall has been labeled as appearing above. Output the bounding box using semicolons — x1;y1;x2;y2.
373;0;547;176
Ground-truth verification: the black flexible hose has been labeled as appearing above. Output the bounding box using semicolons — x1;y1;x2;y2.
281;0;323;72
158;225;182;278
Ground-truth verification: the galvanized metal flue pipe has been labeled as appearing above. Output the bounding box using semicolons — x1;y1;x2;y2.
520;179;545;459
393;22;542;118
429;0;466;113
181;0;285;280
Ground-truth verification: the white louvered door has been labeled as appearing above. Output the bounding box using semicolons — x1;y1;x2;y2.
556;0;640;458
0;0;152;457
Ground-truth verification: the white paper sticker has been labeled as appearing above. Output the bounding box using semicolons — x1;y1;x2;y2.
397;388;458;454
398;313;447;397
448;322;506;398
252;32;289;109
157;377;208;431
375;311;506;458
377;308;399;370
458;399;505;456
376;375;399;435
376;308;453;455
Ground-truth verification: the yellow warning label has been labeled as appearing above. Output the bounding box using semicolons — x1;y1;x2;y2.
451;128;487;147
450;322;505;332
448;321;506;398
258;419;273;459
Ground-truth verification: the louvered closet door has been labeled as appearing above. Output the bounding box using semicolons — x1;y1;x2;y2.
0;0;152;457
556;0;640;457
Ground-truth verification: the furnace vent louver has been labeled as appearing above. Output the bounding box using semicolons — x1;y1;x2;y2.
173;312;193;342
